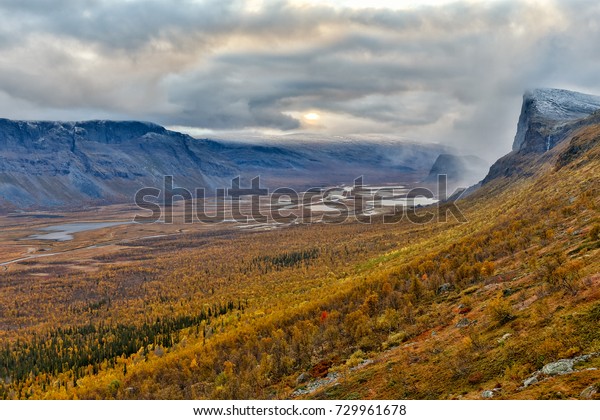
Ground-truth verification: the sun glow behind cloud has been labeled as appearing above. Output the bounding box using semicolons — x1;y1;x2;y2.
0;0;599;161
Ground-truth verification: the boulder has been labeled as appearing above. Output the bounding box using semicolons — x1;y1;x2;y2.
580;385;597;399
541;359;574;376
481;390;494;398
523;376;539;388
437;283;454;294
521;353;599;389
455;318;471;328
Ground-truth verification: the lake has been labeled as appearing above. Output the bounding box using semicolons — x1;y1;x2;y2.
28;222;131;241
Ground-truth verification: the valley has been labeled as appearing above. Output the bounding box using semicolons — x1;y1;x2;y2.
0;179;442;273
3;0;600;414
0;89;599;401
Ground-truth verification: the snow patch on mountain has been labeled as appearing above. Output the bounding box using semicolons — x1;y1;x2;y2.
513;88;600;152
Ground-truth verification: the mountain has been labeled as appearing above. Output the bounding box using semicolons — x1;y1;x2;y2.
0;120;227;209
513;88;600;153
0;118;446;210
483;88;600;184
198;136;445;189
423;153;488;189
1;89;599;401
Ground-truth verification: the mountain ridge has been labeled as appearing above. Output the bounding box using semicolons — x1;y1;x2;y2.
423;153;488;189
512;88;600;153
0;119;446;210
0;88;599;401
483;88;600;185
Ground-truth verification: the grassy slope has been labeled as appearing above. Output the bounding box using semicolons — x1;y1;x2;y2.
306;122;600;400
3;121;599;400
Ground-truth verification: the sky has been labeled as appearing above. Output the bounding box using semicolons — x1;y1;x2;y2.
1;0;600;161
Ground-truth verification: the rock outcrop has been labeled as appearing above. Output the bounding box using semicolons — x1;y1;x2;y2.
512;88;600;153
521;353;599;389
483;88;600;184
424;153;488;188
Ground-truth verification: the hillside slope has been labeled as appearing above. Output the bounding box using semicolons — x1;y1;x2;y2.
304;120;600;400
1;91;598;401
122;117;597;400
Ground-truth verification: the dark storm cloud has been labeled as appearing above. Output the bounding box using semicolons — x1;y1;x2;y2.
1;0;600;159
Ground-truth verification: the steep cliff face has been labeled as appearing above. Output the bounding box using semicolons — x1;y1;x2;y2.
0;119;234;208
483;88;600;184
424;154;488;188
512;88;600;153
0;119;445;209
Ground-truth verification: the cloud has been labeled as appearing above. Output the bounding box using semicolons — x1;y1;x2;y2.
0;0;600;160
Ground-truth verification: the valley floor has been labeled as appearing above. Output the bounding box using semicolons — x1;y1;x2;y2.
0;125;599;400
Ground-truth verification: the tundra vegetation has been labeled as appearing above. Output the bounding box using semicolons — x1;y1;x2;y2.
0;124;599;400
